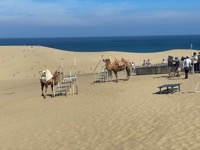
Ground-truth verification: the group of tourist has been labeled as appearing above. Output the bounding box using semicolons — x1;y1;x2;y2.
169;52;200;79
142;59;151;67
130;52;200;79
192;52;200;72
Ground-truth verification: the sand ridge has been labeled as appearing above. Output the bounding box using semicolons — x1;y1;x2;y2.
0;46;197;80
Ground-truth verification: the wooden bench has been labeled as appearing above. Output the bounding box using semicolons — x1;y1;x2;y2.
157;83;181;94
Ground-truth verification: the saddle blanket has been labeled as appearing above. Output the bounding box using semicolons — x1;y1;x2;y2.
41;69;53;82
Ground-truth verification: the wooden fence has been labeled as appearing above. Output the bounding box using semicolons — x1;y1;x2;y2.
135;65;177;75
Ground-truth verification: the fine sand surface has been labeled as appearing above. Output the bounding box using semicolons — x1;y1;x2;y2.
1;46;200;150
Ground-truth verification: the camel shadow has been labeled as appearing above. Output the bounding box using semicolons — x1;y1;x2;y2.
168;78;185;80
106;78;128;83
46;94;54;98
153;75;185;80
93;78;128;84
45;93;66;98
153;75;169;79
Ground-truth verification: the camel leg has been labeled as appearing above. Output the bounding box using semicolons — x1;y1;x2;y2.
126;75;130;81
43;84;48;99
125;76;128;81
114;71;118;83
125;68;131;81
41;87;44;97
40;80;45;98
51;83;54;97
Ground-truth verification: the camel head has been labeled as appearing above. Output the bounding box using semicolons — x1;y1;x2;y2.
53;71;63;77
103;58;111;64
103;58;114;71
52;71;63;85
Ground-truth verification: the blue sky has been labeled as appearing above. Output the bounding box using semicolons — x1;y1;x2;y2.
0;0;200;38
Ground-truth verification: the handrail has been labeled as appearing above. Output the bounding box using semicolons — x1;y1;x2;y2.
93;55;104;82
93;60;102;82
94;60;102;73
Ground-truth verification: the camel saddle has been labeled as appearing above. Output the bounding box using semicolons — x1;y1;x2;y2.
41;69;53;83
114;58;127;68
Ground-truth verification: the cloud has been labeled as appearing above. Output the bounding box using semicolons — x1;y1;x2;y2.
0;0;76;25
0;0;139;26
134;10;200;23
0;0;199;29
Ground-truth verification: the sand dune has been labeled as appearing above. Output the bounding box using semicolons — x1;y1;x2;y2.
0;46;196;80
0;46;200;150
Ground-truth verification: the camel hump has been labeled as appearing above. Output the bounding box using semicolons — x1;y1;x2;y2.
113;58;127;66
113;58;119;65
114;58;119;63
121;58;127;63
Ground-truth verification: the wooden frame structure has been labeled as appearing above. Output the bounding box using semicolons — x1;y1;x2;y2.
93;55;112;83
53;58;78;97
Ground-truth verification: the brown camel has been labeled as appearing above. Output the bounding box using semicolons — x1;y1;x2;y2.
40;70;63;98
103;58;131;82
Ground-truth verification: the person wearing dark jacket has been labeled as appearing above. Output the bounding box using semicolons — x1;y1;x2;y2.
183;56;191;79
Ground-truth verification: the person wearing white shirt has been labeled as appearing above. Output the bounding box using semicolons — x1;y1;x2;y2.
183;56;191;79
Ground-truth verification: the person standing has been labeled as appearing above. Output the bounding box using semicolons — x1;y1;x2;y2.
131;62;135;72
198;52;200;72
192;52;198;72
183;56;191;79
174;57;181;77
142;60;146;66
146;59;151;66
162;59;166;64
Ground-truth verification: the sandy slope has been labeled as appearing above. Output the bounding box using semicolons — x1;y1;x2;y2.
0;46;200;150
0;46;196;80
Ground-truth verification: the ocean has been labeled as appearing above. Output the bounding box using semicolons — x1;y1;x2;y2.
0;35;199;53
